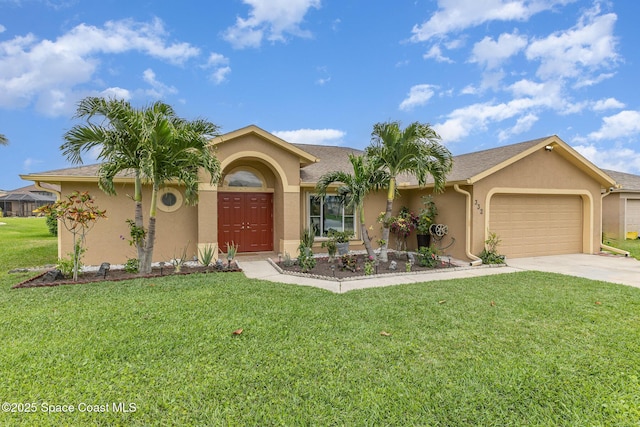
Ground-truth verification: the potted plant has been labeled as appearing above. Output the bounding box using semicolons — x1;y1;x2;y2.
326;229;353;255
321;237;337;261
415;195;437;249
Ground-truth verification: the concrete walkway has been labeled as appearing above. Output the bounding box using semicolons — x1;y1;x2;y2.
506;253;640;287
237;253;640;293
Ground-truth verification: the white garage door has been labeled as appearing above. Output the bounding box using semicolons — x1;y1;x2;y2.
627;199;640;234
489;194;583;258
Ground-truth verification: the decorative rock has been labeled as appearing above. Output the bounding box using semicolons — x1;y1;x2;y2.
96;262;110;278
407;252;415;264
388;260;397;271
43;269;64;282
215;259;225;270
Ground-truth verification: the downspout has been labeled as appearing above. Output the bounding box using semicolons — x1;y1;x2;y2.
34;181;61;200
600;188;630;256
454;184;483;266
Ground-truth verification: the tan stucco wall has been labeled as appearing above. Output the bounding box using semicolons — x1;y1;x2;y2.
471;148;604;256
602;192;623;239
403;188;468;260
59;182;198;265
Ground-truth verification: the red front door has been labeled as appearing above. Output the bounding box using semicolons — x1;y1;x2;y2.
218;192;273;253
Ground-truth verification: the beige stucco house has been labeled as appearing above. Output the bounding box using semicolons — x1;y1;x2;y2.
602;169;640;240
22;125;618;265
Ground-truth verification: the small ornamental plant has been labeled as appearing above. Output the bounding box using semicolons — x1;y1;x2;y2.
35;191;106;281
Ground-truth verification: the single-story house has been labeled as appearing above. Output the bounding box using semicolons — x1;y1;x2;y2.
601;169;640;240
22;125;618;265
0;184;58;217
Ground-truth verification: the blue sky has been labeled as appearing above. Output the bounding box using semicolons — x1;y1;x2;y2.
1;0;639;190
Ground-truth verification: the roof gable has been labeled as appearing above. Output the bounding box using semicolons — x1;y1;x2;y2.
210;125;319;166
449;135;616;187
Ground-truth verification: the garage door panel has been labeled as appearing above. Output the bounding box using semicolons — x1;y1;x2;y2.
628;199;640;233
489;195;582;258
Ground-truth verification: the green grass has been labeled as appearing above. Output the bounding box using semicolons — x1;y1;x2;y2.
1;219;640;425
0;217;57;274
606;237;640;260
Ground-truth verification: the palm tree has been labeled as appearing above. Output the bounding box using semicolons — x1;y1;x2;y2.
315;153;388;259
0;134;8;145
366;121;453;262
61;97;221;274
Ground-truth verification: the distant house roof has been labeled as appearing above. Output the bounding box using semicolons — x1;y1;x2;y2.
602;169;640;192
0;192;56;202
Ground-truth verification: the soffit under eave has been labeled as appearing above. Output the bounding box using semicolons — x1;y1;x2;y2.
209;125;319;167
465;136;616;188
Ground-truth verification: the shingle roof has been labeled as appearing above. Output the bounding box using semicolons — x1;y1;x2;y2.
602;169;640;191
292;143;363;183
24;134;606;189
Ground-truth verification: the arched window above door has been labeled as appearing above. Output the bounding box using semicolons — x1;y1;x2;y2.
222;167;266;189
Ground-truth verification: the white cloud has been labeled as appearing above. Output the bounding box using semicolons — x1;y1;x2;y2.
273;128;346;145
0;18;199;114
204;53;231;84
574;143;640;174
423;45;453;63
470;31;527;69
498;113;538;141
143;68;177;98
592;97;624;111
399;84;436;111
22;157;43;172
99;87;131;100
526;6;618;81
223;0;321;49
434;97;544;143
411;0;575;42
0;24;5;34
587;110;640;141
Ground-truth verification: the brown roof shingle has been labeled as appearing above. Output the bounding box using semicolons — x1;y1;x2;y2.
602;169;640;191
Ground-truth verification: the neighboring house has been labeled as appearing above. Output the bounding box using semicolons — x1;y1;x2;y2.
21;125;617;264
601;169;640;240
0;184;58;217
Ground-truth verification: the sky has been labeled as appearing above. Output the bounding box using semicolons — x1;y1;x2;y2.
1;0;639;190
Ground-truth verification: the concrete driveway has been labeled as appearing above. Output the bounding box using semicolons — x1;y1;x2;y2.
506;254;640;287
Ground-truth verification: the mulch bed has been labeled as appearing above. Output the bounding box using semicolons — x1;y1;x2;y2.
11;264;242;289
274;252;458;280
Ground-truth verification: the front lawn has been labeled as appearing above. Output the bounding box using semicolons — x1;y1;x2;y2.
1;269;639;425
0;217;57;273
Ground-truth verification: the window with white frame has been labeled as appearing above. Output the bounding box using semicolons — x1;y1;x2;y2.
308;194;355;237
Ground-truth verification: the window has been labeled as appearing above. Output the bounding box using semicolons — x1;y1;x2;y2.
158;187;183;213
223;169;264;188
308;194;355;237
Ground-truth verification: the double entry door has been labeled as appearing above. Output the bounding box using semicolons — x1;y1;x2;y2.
218;192;273;253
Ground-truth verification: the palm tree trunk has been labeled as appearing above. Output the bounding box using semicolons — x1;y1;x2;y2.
359;205;376;258
139;184;159;274
133;175;146;271
379;177;396;262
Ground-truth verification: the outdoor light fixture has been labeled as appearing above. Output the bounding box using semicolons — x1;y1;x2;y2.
545;145;554;151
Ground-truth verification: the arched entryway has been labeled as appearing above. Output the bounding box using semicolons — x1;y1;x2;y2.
217;166;274;253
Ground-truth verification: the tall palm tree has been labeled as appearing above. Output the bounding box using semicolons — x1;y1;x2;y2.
61;97;221;274
366;121;453;262
62;97;148;264
0;134;8;145
315;154;388;259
